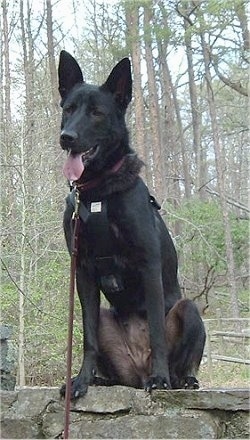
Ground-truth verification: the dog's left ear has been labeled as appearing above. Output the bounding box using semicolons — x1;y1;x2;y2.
101;58;132;109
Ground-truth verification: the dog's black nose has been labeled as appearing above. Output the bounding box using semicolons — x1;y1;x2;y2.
60;129;78;147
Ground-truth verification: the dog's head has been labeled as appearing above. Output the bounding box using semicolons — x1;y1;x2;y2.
58;51;132;180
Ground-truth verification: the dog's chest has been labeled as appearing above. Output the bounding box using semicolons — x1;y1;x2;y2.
76;197;128;273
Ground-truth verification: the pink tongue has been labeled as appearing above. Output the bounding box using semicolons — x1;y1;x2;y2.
63;153;85;181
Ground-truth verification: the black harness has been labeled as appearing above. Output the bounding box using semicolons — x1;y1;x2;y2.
68;189;161;300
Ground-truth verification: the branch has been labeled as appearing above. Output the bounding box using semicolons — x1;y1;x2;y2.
192;265;216;304
175;0;201;24
212;54;248;97
1;258;63;322
204;185;250;214
161;204;226;262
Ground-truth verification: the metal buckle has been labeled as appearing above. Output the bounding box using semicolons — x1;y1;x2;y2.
72;189;80;220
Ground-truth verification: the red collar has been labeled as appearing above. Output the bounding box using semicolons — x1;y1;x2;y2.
73;156;125;192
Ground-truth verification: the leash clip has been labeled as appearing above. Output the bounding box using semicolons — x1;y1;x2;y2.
72;189;80;220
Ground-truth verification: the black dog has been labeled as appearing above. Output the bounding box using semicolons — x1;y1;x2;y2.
58;51;206;398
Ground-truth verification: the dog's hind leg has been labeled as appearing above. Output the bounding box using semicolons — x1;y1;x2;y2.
165;299;206;389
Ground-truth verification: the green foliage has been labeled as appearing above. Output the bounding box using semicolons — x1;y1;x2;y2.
1;251;84;386
1;283;17;321
165;198;249;281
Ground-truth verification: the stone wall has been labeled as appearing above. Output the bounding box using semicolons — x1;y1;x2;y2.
0;326;16;391
1;386;249;439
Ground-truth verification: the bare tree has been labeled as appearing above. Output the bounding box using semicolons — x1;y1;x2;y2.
124;3;148;184
143;2;165;200
46;0;59;111
18;125;26;387
200;34;240;318
178;1;207;196
2;0;11;125
156;2;182;219
159;1;191;199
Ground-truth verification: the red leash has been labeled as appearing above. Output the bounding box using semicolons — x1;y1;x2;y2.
63;189;80;439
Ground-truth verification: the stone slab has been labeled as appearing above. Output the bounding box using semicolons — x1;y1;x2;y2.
153;388;250;411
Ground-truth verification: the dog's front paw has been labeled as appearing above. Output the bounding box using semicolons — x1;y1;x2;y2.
183;376;199;389
144;375;171;392
60;375;89;400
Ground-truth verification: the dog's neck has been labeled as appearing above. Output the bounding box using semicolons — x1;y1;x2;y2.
71;153;144;200
73;156;126;193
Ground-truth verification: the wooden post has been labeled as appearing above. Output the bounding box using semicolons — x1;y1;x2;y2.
205;321;213;384
216;308;224;355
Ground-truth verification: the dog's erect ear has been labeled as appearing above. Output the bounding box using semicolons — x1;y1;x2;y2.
58;50;84;100
101;58;132;109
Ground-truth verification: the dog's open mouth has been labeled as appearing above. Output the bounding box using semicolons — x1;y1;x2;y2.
63;146;99;181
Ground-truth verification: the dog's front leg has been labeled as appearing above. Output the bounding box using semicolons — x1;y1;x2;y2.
60;266;100;399
142;265;171;391
75;267;100;397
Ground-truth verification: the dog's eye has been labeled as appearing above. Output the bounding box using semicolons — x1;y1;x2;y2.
64;104;76;115
91;108;104;117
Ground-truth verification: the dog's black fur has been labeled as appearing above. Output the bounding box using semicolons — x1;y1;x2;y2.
58;51;206;399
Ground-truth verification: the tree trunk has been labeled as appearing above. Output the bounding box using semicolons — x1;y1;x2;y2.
157;37;182;235
20;0;35;155
124;4;149;185
46;0;59;112
17;0;37;385
235;0;250;52
143;3;165;200
182;7;206;197
201;36;240;318
169;67;191;199
46;0;62;182
1;0;15;220
18;124;26;387
158;0;191;199
2;0;11;125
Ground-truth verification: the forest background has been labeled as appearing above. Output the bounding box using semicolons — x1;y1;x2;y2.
1;0;249;388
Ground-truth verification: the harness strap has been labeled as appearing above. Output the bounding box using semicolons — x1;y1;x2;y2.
69;190;116;264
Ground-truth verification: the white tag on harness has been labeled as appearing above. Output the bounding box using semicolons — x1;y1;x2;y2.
91;201;102;212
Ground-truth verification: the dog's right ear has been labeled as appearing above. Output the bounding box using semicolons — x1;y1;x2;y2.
58;51;84;101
